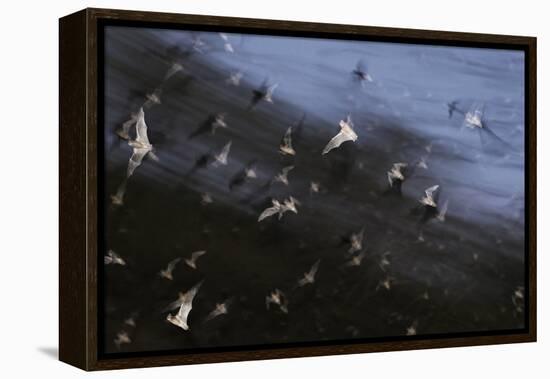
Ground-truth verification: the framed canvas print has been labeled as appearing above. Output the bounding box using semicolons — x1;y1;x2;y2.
59;8;536;371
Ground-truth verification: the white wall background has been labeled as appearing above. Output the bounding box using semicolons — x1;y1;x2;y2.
0;0;546;376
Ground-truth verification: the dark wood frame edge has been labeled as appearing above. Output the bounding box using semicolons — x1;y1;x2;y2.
59;8;88;370
59;7;537;371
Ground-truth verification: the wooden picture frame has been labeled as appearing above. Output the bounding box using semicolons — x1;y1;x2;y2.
59;7;536;371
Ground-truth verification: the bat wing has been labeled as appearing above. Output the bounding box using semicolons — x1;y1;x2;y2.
135;108;151;145
425;185;439;198
310;259;321;276
258;205;280;222
127;148;149;177
164;298;182;313
119;114;138;139
191;250;206;260
282;165;294;175
282;127;293;148
177;303;193;329
204;308;220;322
322;131;351;155
217;141;232;163
187;280;204;301
167;258;181;271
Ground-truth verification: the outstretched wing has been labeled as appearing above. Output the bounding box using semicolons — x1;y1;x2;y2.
181;280;204;307
281;127;293;149
425;185;439;198
357;227;365;241
165;298;183;312
438;199;449;221
176;303;193;330
163;62;184;81
135;108;150;145
288;196;300;207
394;162;408;171
267;83;278;95
118;113;138;139
167;258;181;272
191;250;207;260
258;204;280;222
282;165;294;175
387;171;396;186
164;281;204;312
323;131;353;155
127;147;149;177
216;141;232;163
309;259;321;277
204;307;221;322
